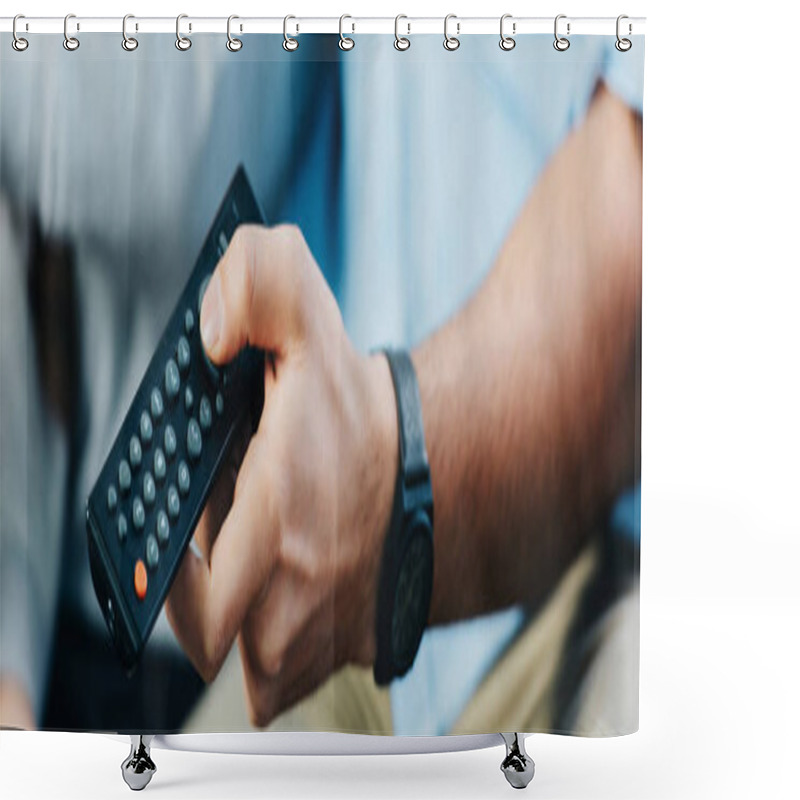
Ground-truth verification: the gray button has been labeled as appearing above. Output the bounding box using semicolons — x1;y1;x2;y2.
164;424;177;459
185;308;195;335
178;460;191;496
143;472;156;506
177;336;191;373
107;485;118;513
156;510;170;547
117;514;128;543
132;497;145;531
150;388;164;422
167;485;180;520
215;391;224;417
187;418;202;460
146;534;159;570
184;385;194;413
165;358;180;400
140;411;153;446
118;460;132;493
199;395;212;431
129;436;142;469
154;448;166;482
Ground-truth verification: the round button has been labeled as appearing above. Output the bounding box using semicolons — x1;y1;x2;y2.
156;510;170;547
215;391;224;417
143;472;156;506
150;387;164;421
167;485;180;520
132;497;145;531
187;418;202;460
185;308;195;335
117;514;128;543
177;336;191;373
140;411;153;446
184;386;194;413
164;424;177;459
118;460;132;494
107;485;118;513
129;436;142;469
177;460;191;496
154;448;166;482
134;559;147;600
199;395;212;431
146;534;159;570
165;358;181;400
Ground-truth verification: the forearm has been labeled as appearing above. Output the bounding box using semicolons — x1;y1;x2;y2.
414;84;642;624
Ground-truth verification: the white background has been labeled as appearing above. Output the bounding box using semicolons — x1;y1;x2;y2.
1;0;798;798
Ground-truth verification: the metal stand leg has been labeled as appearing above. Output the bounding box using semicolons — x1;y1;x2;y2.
500;733;535;789
121;735;157;791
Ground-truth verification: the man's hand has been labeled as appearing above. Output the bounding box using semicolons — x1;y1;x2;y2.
165;224;398;727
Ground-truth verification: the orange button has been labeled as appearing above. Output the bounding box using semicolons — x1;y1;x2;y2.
134;559;148;600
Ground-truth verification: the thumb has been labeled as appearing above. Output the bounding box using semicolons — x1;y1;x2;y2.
200;223;308;364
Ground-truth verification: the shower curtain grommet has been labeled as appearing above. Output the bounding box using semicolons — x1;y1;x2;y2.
339;15;355;51
615;14;633;51
63;13;79;51
553;14;571;51
283;15;299;51
176;14;192;51
394;15;410;51
226;15;242;52
122;15;139;52
11;14;29;52
499;14;516;51
443;14;460;51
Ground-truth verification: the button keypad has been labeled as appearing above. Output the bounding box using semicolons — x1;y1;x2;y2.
86;167;265;670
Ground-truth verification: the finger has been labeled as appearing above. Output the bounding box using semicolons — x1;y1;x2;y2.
192;431;250;562
200;224;310;365
165;433;279;682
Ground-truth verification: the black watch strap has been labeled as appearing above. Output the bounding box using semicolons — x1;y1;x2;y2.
384;350;429;491
373;348;434;686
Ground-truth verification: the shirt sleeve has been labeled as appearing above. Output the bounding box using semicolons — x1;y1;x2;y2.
0;192;68;725
602;35;646;116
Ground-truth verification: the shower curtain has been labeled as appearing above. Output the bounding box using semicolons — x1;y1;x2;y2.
0;22;644;739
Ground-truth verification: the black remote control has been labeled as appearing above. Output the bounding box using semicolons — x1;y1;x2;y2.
86;166;265;671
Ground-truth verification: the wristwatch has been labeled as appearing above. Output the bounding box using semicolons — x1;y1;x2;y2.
373;349;434;686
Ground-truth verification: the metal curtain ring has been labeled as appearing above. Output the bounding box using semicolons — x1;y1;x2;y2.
176;14;192;51
283;15;299;51
12;14;29;52
443;14;460;51
339;14;354;51
227;15;242;51
616;14;632;51
499;14;515;51
554;14;570;51
122;14;138;51
63;13;80;51
394;14;410;51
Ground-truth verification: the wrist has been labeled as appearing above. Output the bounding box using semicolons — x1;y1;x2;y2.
349;351;398;667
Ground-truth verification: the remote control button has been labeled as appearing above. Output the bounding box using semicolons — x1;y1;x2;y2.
177;336;191;373
164;424;177;459
140;411;153;446
167;485;180;520
187;418;202;460
107;485;118;513
150;387;164;422
154;448;166;482
215;391;224;417
134;559;147;600
198;274;212;316
165;358;181;400
184;386;194;412
177;460;191;496
156;510;170;547
143;472;156;506
118;460;132;494
129;436;142;469
199;395;212;431
132;497;145;531
146;534;159;570
185;308;195;335
117;513;128;543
